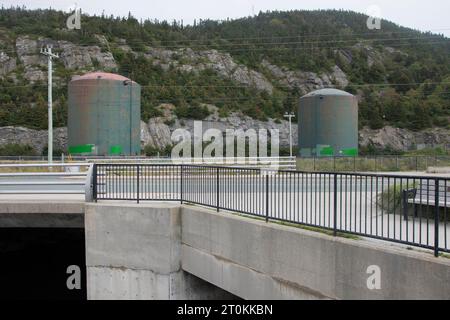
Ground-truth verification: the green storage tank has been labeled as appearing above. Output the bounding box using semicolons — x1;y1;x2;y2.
298;88;358;157
68;72;141;156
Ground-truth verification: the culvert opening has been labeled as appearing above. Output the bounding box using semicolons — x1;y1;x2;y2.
0;228;86;300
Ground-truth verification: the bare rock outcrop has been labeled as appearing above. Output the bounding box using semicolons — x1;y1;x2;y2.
15;36;117;73
140;104;298;150
359;126;450;151
58;41;117;70
145;47;274;93
261;59;349;92
0;126;67;154
0;52;16;76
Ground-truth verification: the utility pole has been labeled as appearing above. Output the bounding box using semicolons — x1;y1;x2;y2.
40;45;59;165
284;112;295;157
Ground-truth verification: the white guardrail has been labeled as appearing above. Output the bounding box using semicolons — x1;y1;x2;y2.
89;156;297;169
0;163;94;201
0;157;295;200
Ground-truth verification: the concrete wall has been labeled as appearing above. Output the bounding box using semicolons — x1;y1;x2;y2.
85;202;450;300
85;203;236;300
182;206;450;300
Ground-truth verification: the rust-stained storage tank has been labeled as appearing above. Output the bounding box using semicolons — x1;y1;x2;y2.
68;72;141;156
298;88;358;157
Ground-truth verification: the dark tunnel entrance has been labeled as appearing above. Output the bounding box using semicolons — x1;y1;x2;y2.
0;228;86;300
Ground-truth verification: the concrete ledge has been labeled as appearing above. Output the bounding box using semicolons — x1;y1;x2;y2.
181;206;450;300
0;201;84;228
182;244;329;300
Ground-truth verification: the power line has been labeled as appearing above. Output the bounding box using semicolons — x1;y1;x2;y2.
1;81;449;90
0;32;449;55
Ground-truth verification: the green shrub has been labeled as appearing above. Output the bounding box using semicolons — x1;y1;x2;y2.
377;182;417;214
0;144;37;156
143;145;172;157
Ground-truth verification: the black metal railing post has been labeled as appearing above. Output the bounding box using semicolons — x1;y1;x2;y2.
93;164;98;202
265;172;269;223
136;165;140;204
180;165;184;204
402;190;408;221
333;173;338;236
216;167;220;212
434;178;440;257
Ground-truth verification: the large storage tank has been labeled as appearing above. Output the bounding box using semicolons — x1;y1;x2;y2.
298;88;358;157
68;72;141;156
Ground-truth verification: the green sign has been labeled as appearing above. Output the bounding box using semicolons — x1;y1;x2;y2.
69;144;95;155
110;145;123;155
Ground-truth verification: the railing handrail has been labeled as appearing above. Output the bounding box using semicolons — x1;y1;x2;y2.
0;163;89;168
0;163;93;196
96;163;449;180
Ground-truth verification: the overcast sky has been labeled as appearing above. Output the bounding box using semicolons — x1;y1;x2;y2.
2;0;449;36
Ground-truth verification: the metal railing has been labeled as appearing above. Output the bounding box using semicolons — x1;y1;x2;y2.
297;155;450;172
91;156;296;169
0;163;93;200
93;164;450;256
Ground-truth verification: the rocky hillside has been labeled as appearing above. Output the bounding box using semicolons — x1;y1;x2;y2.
0;8;449;154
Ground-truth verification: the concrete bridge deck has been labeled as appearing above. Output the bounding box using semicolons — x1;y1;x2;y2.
1;199;449;299
85;202;450;300
0;199;84;228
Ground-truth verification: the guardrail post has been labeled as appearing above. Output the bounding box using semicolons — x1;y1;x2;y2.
266;172;269;223
333;173;337;236
136;165;140;204
216;167;220;212
93;164;98;202
180;165;183;204
434;178;440;257
402;190;408;221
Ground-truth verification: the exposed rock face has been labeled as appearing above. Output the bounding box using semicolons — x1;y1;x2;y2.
0;126;67;154
140;104;298;149
0;52;16;76
15;36;117;73
23;67;46;82
359;126;450;151
145;47;274;93
261;59;349;92
15;36;47;66
59;41;117;70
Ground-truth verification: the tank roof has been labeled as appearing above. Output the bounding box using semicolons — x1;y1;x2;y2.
301;88;354;98
71;72;131;82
